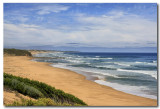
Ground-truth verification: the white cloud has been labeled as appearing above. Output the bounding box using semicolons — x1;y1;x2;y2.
4;14;29;23
15;16;29;23
74;11;157;47
36;4;70;15
4;10;157;48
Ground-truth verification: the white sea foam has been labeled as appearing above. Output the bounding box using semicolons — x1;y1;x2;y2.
91;73;125;79
134;61;157;66
95;80;157;99
153;61;157;63
114;62;131;67
52;63;118;79
91;75;106;80
118;61;157;66
95;56;100;58
117;69;157;79
51;63;68;68
105;58;113;59
84;57;113;60
66;59;84;64
135;61;144;64
147;63;157;66
96;65;116;68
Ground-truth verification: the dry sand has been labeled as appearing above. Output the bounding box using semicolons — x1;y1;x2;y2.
4;87;35;105
3;54;157;106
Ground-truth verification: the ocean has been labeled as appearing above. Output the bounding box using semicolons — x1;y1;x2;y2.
33;52;157;99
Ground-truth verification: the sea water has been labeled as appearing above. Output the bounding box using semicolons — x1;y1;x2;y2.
33;52;157;99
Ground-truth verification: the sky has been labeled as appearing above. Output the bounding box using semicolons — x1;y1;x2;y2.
4;3;157;52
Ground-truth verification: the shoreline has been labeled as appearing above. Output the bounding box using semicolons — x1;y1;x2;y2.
33;51;157;100
50;64;157;100
4;54;157;106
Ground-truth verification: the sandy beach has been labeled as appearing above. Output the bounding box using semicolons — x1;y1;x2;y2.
3;53;157;106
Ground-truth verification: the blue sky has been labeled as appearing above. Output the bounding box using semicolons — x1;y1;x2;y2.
4;3;157;52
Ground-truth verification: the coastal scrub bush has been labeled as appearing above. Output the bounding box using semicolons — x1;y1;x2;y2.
4;48;32;56
6;98;83;106
6;98;54;106
4;73;87;106
4;78;44;98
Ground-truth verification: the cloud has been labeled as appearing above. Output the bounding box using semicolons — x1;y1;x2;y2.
36;4;70;15
4;9;157;48
4;4;70;24
74;11;157;46
14;16;29;23
4;13;29;23
66;43;80;45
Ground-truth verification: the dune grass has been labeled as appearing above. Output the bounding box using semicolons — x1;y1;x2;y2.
4;48;32;56
6;98;84;106
4;73;87;106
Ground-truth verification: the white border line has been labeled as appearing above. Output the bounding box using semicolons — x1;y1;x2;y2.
0;0;159;109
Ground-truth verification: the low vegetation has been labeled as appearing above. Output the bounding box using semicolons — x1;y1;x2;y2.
4;73;87;106
6;98;83;106
4;48;32;56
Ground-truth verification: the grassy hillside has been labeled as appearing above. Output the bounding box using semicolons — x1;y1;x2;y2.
4;73;87;106
4;49;32;56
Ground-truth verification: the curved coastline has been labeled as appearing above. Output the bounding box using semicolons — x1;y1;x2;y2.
3;52;157;106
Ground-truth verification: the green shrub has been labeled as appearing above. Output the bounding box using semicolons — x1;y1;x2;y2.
23;85;44;98
4;48;32;56
6;98;82;106
33;98;56;106
4;78;44;98
7;99;36;106
4;73;87;106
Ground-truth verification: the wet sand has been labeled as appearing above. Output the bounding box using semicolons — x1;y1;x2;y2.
3;54;157;106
